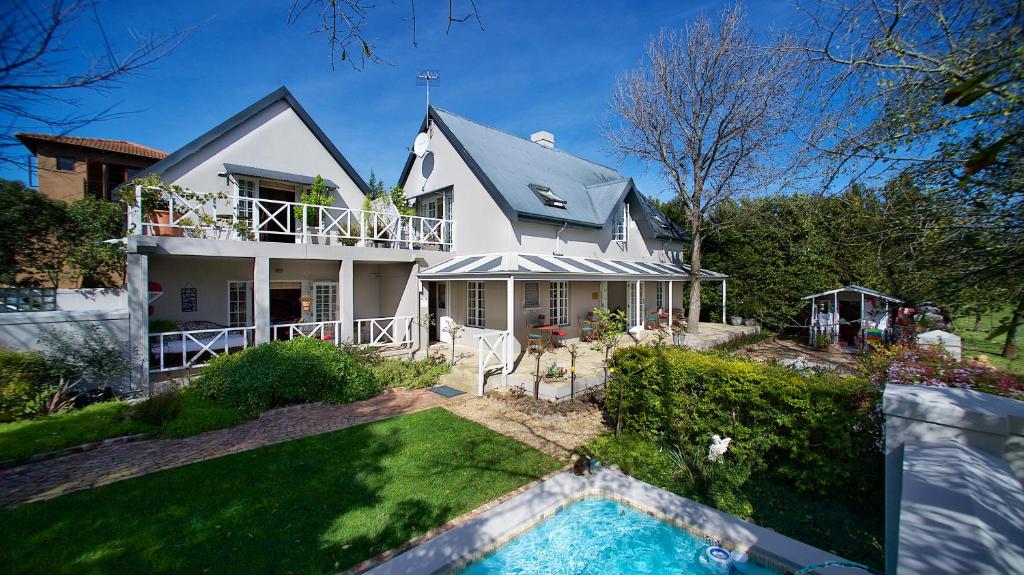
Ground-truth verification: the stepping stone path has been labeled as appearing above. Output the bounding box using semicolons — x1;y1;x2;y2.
0;388;445;508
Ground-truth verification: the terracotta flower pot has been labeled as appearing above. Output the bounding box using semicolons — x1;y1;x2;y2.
147;209;184;237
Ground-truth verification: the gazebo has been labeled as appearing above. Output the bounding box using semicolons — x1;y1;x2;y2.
801;285;901;349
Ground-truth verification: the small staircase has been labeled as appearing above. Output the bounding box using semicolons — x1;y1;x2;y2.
437;361;479;395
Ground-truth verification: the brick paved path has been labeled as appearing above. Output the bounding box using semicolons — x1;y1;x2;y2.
0;388;444;508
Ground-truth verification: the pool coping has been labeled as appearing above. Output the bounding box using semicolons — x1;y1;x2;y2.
363;467;862;575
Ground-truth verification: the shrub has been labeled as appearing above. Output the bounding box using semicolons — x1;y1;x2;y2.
368;357;450;389
131;392;182;426
0;349;47;421
604;346;881;497
861;342;1022;399
149;319;178;333
160;393;248;438
191;338;380;416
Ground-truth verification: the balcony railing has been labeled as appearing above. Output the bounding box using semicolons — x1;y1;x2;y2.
149;317;415;373
128;186;452;250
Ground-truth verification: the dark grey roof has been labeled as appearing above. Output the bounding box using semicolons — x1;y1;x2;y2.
222;164;337;188
399;107;687;241
140;86;370;195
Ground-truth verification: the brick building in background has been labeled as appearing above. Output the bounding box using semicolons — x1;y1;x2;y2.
16;133;167;202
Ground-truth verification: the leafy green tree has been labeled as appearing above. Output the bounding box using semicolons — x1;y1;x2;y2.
0;179;68;287
64;196;126;287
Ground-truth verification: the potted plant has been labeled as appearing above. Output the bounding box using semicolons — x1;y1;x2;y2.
294;175;332;244
299;295;312;312
543;362;567;383
119;174;183;237
729;315;742;326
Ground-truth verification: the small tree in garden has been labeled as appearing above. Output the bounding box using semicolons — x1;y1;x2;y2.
441;320;466;366
528;338;551;400
590;308;627;389
567;342;580;399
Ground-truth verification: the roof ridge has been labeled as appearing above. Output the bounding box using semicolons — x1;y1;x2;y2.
431;107;624;175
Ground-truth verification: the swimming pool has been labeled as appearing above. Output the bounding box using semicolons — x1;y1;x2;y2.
456;498;782;575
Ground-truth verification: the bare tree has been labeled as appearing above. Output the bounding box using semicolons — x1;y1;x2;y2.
795;0;1023;185
608;3;802;334
0;0;192;168
287;0;484;70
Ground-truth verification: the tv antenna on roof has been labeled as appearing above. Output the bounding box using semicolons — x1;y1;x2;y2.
416;70;440;107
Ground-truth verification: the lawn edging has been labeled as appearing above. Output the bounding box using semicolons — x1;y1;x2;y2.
339;463;572;575
0;433;149;470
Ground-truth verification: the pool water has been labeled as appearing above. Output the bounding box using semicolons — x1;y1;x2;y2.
457;498;782;575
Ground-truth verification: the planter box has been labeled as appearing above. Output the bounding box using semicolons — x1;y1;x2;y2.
147;209;184;237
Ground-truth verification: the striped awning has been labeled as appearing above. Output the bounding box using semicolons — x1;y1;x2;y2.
419;252;725;280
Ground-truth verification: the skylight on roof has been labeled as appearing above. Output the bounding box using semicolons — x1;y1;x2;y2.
529;184;567;208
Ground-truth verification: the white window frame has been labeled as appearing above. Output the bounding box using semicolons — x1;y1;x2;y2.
656;281;664;311
467;281;485;328
313;281;338;322
613;202;629;245
549;281;569;326
235;177;256;223
626;280;645;327
227;281;252;327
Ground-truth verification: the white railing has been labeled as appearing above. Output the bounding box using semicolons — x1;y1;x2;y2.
475;330;511;395
149;326;255;372
271;320;343;343
129;186;453;250
354;316;414;347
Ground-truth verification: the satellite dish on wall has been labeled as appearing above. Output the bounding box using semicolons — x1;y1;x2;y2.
413;132;430;157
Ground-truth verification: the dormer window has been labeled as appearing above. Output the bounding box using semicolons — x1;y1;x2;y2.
529;184;566;208
614;202;629;244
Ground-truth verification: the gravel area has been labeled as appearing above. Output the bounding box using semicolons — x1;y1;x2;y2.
444;395;608;460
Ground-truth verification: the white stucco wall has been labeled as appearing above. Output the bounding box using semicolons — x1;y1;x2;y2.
160;99;366;212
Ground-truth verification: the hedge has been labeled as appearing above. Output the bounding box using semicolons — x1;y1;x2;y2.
604;345;882;497
190;338;381;417
0;349;48;422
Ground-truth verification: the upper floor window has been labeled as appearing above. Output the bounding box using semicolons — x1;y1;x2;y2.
56;156;74;171
614;203;629;244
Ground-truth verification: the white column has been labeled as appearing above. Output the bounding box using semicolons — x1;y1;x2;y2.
127;252;149;396
506;276;514;378
635;280;642;329
860;292;866;349
667;280;674;335
833;291;839;343
339;259;354;342
254;256;270;344
810;296;816;345
721;280;727;324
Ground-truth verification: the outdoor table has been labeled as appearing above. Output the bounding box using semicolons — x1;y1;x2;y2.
536;325;566;347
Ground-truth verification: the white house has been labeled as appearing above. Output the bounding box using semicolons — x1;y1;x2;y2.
123;88;728;392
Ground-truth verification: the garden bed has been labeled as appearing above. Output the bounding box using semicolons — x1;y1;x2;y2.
484;389;603;419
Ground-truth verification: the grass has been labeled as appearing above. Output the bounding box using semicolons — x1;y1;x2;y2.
0;402;155;462
0;408;562;575
953;305;1023;376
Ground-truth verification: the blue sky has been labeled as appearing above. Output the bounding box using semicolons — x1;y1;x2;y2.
3;0;798;201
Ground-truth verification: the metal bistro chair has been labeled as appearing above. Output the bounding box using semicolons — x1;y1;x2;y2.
579;316;595;342
526;320;546;351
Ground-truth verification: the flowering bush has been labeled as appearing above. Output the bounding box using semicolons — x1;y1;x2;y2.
860;343;1022;400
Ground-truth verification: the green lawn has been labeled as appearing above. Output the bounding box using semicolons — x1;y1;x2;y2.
0;402;156;462
0;408;561;575
954;305;1023;376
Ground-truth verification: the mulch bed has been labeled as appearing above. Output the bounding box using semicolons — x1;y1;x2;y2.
483;390;603;419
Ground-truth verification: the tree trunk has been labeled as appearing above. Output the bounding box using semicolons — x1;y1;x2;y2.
973;309;982;332
1002;299;1023;359
687;208;703;334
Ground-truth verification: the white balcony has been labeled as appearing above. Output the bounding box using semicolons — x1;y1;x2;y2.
128;186;452;251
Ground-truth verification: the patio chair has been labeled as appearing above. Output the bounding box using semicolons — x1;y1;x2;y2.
526;321;546;350
579;316;595;342
646;311;660;330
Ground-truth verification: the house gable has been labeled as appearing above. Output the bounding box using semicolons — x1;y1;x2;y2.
142;86;369;207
